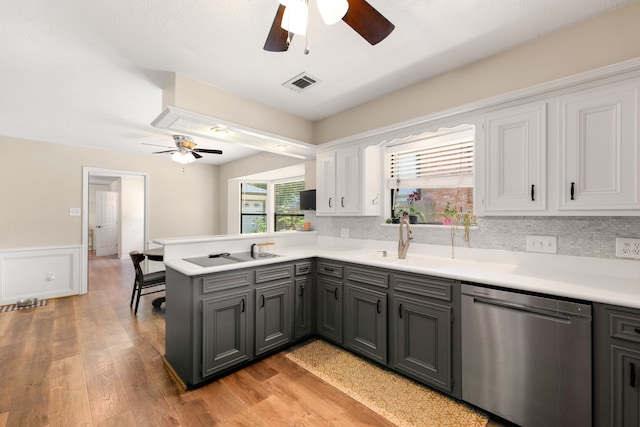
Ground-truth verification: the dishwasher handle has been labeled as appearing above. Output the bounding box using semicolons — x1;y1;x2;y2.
470;296;576;323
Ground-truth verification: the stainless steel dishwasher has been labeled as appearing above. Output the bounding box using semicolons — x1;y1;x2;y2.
461;283;592;427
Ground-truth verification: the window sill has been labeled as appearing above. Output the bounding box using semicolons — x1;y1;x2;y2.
381;223;479;230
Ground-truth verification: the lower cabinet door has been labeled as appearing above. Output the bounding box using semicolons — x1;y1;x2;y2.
344;284;387;364
317;276;343;344
611;345;640;427
255;281;293;356
202;291;250;377
391;294;452;392
294;276;313;340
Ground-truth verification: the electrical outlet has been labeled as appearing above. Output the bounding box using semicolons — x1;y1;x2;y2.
615;237;640;259
526;235;557;254
340;228;350;238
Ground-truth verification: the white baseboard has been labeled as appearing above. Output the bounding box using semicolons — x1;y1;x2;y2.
0;246;82;305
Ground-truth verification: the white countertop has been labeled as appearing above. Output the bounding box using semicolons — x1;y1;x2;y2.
159;234;640;309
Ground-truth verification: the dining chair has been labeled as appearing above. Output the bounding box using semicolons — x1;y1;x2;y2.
129;251;166;315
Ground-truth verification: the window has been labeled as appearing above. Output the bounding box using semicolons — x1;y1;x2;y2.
240;179;305;233
241;183;267;233
386;125;475;224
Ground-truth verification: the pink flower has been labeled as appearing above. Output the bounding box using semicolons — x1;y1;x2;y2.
407;191;421;204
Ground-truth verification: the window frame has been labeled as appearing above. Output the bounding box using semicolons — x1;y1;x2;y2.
240;176;305;234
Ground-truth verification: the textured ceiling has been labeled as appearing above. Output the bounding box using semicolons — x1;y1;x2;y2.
0;0;635;164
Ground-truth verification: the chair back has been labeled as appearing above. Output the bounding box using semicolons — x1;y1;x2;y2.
129;251;146;282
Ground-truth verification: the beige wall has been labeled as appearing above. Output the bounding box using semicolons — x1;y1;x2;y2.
314;1;640;143
0;136;219;249
164;74;314;143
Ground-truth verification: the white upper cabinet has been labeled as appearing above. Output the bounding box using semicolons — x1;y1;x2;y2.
558;81;640;211
481;102;547;214
316;145;382;216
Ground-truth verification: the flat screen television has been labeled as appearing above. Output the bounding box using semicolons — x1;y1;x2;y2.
299;189;316;210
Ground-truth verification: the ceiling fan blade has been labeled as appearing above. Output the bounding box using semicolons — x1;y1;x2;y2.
264;5;291;52
342;0;395;45
152;149;177;154
191;151;202;159
143;142;173;148
194;148;223;155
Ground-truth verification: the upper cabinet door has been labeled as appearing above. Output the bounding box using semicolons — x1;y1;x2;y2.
559;81;640;211
316;151;337;215
482;102;547;214
336;147;359;215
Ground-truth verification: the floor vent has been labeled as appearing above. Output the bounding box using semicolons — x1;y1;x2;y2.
282;72;320;92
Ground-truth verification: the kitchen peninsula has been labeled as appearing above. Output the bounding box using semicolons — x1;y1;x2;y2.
158;231;640;426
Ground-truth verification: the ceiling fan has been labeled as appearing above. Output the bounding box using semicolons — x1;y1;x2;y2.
264;0;395;52
145;135;223;164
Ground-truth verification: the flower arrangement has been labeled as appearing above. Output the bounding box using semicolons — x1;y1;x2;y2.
406;191;424;223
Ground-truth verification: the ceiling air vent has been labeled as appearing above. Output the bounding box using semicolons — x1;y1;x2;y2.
282;72;320;93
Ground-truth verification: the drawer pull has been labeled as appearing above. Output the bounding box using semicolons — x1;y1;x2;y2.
631;362;637;388
260;294;265;308
531;184;535;202
570;182;575;200
634;327;640;334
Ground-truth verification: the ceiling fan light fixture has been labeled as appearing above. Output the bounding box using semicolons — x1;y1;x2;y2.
317;0;348;25
281;0;308;36
172;151;196;164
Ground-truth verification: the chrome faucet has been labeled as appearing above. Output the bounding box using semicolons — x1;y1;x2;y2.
398;216;413;259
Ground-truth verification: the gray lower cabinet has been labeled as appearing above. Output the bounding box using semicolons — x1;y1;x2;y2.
294;261;313;339
255;264;294;356
389;272;460;398
343;265;389;364
316;261;344;344
165;267;254;388
202;291;250;377
595;303;640;426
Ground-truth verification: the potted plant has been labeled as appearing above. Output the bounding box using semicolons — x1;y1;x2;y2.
443;202;457;225
407;191;424;224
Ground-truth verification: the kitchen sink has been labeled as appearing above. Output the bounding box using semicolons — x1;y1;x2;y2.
353;251;449;269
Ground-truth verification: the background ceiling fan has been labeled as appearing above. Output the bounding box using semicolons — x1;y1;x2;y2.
264;0;395;52
145;135;223;164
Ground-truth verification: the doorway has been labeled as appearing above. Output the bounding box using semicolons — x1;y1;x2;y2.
81;167;149;293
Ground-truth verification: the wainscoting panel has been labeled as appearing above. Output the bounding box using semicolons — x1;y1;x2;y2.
0;246;82;305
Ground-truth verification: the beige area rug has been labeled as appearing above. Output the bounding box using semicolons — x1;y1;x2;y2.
286;339;488;427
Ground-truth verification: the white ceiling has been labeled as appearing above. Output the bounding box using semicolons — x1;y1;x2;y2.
0;0;635;165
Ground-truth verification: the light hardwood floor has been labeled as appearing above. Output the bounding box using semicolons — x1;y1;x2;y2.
0;253;508;427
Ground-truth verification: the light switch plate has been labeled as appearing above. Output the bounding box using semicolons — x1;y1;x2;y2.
69;208;81;216
526;235;557;254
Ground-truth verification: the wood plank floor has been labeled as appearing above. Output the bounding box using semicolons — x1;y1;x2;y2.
0;253;509;427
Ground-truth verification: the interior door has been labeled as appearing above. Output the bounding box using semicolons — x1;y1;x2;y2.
95;190;118;257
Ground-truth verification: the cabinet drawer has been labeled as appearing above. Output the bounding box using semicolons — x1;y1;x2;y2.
255;264;293;283
610;311;640;344
295;261;312;276
392;273;454;302
202;270;251;294
317;261;343;278
346;266;388;289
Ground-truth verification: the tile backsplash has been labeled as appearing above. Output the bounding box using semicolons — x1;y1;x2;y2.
305;214;640;259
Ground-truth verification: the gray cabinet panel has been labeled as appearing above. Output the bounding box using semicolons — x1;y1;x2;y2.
595;303;640;426
317;275;343;344
202;291;250;377
391;294;452;392
294;276;313;339
255;280;293;355
611;345;640;427
344;284;387;364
